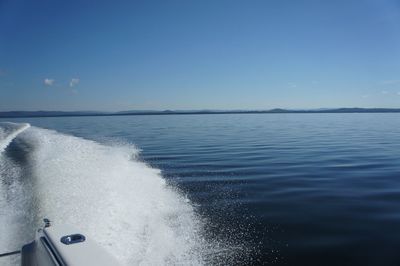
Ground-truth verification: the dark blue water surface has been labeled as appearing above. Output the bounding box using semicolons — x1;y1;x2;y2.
3;113;400;265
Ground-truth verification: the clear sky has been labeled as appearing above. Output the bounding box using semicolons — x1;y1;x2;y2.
1;0;400;111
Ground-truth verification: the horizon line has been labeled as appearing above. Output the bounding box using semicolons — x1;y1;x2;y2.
1;107;400;119
1;107;400;112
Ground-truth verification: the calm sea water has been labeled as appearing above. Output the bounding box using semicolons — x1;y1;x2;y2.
2;113;400;265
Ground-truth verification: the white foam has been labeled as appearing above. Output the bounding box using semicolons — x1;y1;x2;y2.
0;125;209;265
0;122;30;153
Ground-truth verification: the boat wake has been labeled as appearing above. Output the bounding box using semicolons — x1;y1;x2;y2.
0;122;30;153
0;122;218;265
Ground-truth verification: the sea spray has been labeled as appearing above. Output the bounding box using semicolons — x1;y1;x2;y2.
0;123;210;265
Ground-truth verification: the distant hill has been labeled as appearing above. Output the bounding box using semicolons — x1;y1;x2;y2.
1;108;400;118
0;111;111;118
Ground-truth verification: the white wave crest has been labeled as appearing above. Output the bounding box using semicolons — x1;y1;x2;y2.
0;122;30;153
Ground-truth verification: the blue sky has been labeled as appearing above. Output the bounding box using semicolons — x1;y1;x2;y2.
0;0;400;111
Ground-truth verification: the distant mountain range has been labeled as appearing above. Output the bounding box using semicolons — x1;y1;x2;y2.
1;108;400;118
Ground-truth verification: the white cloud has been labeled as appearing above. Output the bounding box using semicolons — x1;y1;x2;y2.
69;78;79;87
397;92;400;96
44;78;54;86
362;94;369;98
382;80;400;85
381;90;389;94
288;82;297;88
